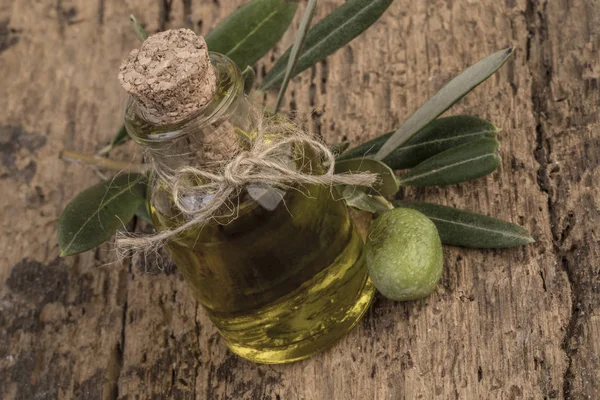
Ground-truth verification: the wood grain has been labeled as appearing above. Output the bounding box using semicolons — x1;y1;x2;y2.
0;0;597;399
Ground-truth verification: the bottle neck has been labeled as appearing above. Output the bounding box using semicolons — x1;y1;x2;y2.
124;52;253;169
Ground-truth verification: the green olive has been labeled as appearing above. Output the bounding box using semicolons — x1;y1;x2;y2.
365;208;443;301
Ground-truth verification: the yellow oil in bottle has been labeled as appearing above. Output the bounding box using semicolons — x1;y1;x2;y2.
150;180;375;363
126;52;375;363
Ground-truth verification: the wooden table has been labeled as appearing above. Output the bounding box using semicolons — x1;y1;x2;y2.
1;1;598;398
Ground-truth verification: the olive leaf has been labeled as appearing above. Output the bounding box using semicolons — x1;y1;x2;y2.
99;15;147;155
242;66;256;94
98;125;129;156
130;14;148;42
335;158;399;196
392;201;534;248
398;137;501;187
374;48;515;161
58;174;148;256
338;115;497;170
205;0;298;70
274;0;317;113
261;0;394;90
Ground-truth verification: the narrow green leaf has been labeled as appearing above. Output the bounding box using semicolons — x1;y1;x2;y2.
98;124;130;156
374;48;515;161
261;0;393;90
398;137;501;187
130;14;148;42
205;0;298;70
274;0;317;113
110;125;129;147
338;115;497;169
242;66;256;94
335;158;399;196
58;174;148;256
392;201;535;248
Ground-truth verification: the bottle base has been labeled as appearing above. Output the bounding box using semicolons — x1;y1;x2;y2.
223;278;375;364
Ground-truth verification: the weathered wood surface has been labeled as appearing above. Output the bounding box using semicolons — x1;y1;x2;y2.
0;0;598;398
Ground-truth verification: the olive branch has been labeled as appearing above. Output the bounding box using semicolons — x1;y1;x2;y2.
58;0;532;263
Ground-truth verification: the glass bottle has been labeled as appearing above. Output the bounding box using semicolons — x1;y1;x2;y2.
124;52;375;364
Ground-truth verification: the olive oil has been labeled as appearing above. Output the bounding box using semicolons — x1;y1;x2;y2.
125;52;375;363
151;182;374;363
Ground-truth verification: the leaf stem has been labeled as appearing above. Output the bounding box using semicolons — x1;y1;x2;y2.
274;0;317;113
96;144;113;157
60;150;148;174
130;14;148;42
373;47;515;161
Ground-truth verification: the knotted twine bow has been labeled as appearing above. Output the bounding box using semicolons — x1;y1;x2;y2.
116;115;378;254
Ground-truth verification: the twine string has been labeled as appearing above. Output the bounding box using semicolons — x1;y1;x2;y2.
116;115;378;254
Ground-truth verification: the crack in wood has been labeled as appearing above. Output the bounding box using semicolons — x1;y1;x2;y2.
110;219;137;400
526;1;579;398
560;253;580;400
55;0;80;35
193;300;201;400
159;0;174;32
55;0;66;36
97;0;105;25
0;19;20;54
320;59;328;95
289;89;298;117
309;64;317;107
110;271;129;399
182;0;194;30
113;298;127;399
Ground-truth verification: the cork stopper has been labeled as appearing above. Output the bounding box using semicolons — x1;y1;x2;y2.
118;29;217;125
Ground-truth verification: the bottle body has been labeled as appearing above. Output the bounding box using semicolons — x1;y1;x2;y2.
151;180;374;363
126;53;374;363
